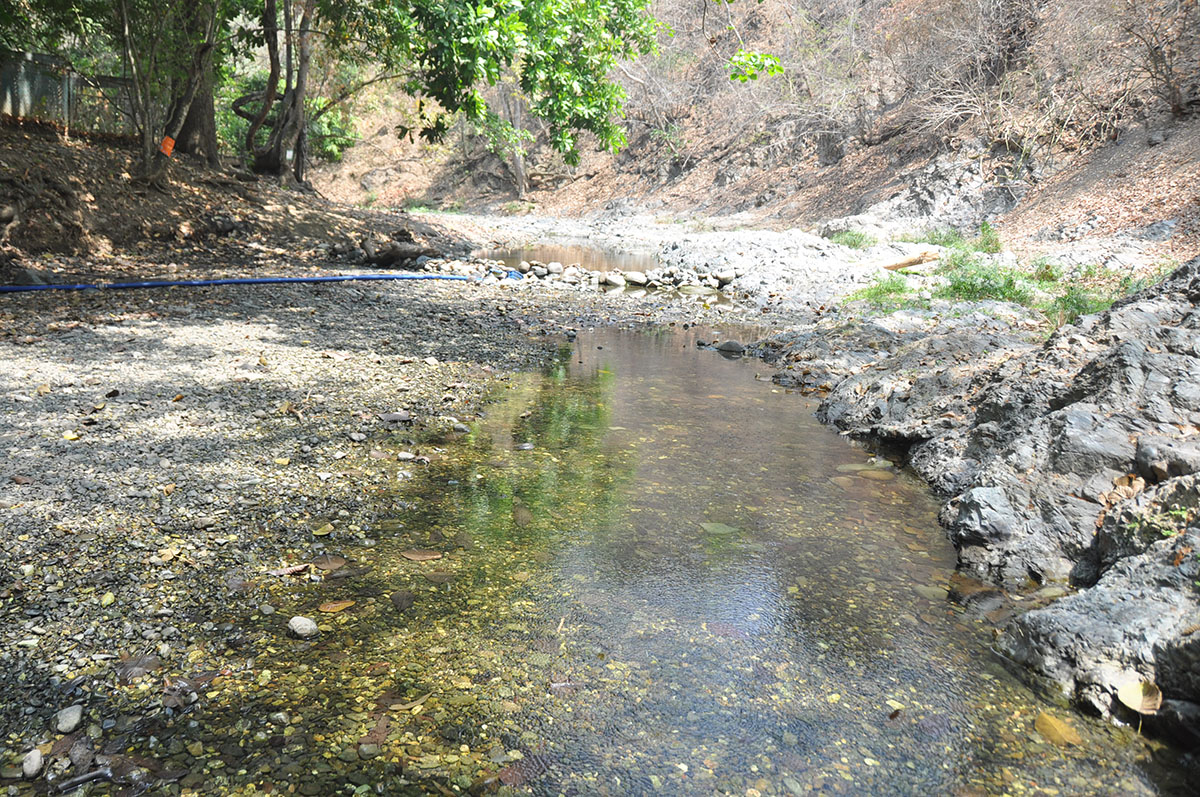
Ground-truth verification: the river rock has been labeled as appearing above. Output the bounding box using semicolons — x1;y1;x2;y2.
603;272;626;288
624;271;648;286
288;616;319;638
21;749;42;778
56;704;83;733
716;340;745;354
767;255;1200;731
998;529;1200;737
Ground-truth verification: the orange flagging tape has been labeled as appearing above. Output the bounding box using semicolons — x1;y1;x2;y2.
159;136;175;156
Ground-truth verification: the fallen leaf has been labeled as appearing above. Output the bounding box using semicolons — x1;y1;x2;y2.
274;457;290;466
400;549;442;562
36;383;50;395
1116;680;1163;714
62;430;80;441
313;554;346;571
699;521;739;536
1034;712;1082;746
267;563;310;577
318;600;356;613
313;523;335;537
424;571;456;584
10;475;33;485
172;394;184;402
390;691;432;711
498;754;553;786
116;654;162;684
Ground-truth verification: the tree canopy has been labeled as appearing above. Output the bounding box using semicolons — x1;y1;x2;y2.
1;0;657;178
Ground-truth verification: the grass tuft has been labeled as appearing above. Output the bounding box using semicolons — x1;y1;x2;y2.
829;229;878;250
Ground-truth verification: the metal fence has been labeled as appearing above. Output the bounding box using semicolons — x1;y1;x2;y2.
1;50;133;135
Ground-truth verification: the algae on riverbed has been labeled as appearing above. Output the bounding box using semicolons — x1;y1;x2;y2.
38;327;1181;796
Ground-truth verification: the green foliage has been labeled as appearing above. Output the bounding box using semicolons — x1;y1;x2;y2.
900;228;968;248
829;229;877;250
901;225;1001;253
1043;285;1113;326
304;100;357;163
935;255;1034;304
976;222;1001;254
1031;257;1063;284
846;273;915;309
728;49;784;82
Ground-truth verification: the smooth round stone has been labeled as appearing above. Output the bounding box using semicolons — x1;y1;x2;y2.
716;340;745;353
56;704;83;733
287;616;319;639
358;743;381;759
22;749;43;778
859;469;896;481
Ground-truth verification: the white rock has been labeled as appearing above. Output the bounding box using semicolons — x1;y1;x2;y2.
56;704;83;733
288;616;319;638
603;272;626;288
22;749;43;778
624;271;648;286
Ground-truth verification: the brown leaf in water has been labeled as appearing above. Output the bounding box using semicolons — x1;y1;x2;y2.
390;590;415;611
389;691;432;711
327;566;373;581
1034;712;1082;746
424;571;456;584
318;600;356;613
498;754;553;786
115;653;162;684
400;549;442;562
513;504;533;528
51;731;80;757
359;713;390;745
267;563;310;577
312;554;346;571
1116;680;1163;714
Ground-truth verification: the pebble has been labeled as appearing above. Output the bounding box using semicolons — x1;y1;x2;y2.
357;743;381;759
21;749;42;779
56;704;83;733
287;616;319;638
716;340;745;353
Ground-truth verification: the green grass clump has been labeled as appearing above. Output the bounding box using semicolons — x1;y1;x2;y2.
829;229;878;250
934;255;1035;304
901;227;967;248
975;222;1002;254
1044;285;1114;326
846;272;916;309
901;224;1001;253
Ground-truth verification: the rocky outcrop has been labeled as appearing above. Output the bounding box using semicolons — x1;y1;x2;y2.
758;256;1200;737
999;529;1200;742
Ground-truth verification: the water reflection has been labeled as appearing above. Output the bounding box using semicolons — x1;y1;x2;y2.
110;328;1183;796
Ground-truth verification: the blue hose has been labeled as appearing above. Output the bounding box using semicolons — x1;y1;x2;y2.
0;272;479;294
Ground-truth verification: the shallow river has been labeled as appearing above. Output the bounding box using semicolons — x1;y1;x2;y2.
134;327;1183;795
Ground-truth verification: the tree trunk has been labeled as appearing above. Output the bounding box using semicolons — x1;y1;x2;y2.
176;66;220;168
136;6;219;186
250;0;316;180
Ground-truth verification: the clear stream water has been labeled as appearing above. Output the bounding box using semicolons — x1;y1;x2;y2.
104;328;1186;795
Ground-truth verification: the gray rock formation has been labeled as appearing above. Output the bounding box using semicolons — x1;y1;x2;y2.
759;255;1200;739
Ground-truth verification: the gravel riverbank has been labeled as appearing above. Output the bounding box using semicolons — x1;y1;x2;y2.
0;271;780;789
